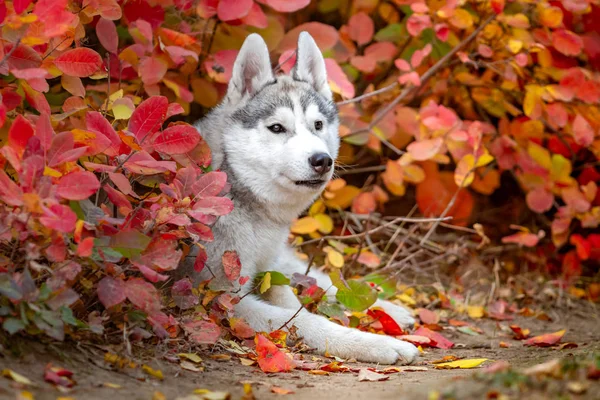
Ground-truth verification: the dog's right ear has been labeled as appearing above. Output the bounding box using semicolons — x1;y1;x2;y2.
225;34;274;104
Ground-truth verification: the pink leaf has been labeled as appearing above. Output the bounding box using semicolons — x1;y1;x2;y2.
552;30;583;56
193;247;208;273
96;17;119;54
325;58;355;99
192;171;228;198
35;112;54;151
0;170;23;206
259;0;310;12
217;0;252;21
125;278;161;313
407;14;432;37
407;138;444;161
348;12;374;46
572;114;595;146
190;196;234;216
526;187;554;213
183;320;221;344
138;56;168;85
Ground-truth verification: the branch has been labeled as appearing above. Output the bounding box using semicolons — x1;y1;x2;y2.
341;14;496;138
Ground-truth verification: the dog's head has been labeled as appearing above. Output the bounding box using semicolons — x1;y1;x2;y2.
206;32;340;216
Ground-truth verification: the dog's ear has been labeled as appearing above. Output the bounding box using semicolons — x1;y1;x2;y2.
292;32;332;100
226;34;273;104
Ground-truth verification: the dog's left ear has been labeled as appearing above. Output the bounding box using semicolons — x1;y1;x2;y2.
226;33;274;104
292;32;332;100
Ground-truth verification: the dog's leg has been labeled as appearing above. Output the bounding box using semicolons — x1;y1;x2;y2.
235;289;419;364
275;247;415;329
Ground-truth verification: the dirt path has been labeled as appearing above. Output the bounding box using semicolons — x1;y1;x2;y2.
1;304;599;400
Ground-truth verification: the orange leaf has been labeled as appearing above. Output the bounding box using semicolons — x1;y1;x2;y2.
255;334;296;373
524;329;566;347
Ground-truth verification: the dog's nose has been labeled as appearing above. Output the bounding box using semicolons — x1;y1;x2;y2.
308;153;333;174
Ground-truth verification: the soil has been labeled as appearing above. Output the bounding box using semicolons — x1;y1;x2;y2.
1;302;599;400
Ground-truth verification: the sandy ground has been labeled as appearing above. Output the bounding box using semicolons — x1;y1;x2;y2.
1;302;599;400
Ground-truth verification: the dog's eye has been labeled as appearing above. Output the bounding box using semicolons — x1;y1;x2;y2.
268;124;286;133
314;121;323;131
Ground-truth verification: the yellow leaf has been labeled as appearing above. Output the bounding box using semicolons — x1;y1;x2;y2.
314;213;333;234
291;217;320;234
539;6;563;28
142;365;163;380
450;9;474;29
327;250;344;268
178;353;203;363
260;272;271;294
434;358;489;369
467;305;485;319
454;154;475;187
43;166;62;178
152;392;166;400
72;129;97;141
112;103;134;120
2;369;32;385
523;85;544;119
396;293;416;306
403;164;426;184
17;391;34;400
550;154;573;185
527;142;552;170
308;199;326;216
507;39;523;54
102;383;122;389
193;389;231;400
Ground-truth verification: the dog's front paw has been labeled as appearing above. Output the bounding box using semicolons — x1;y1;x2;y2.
362;335;419;365
374;299;416;329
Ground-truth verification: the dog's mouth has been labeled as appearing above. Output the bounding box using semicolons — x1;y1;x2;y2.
294;179;326;188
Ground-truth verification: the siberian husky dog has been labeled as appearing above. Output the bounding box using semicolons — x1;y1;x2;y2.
191;32;418;364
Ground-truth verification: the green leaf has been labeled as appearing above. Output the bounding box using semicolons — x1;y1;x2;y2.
375;23;405;42
2;318;25;335
109;230;151;258
330;271;377;312
255;271;290;286
0;275;22;301
364;273;397;299
317;302;346;320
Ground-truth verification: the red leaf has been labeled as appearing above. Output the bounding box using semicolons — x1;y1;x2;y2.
14;0;33;13
8;115;34;156
6;44;42;70
122;0;164;29
40;204;77;233
86;111;121;155
125;278;161;313
76;237;94;257
222;250;241;281
255;334;296;373
54;48;103;77
217;0;252;21
491;0;505;14
192;171;228;198
44;364;75;388
187;222;214;242
97;276;126;308
325;59;355;99
128;96;169;143
413;327;454;349
171;278;199;309
230;318;255;339
348;12;374;46
0;170;23;206
501;231;543;247
57;171;101;200
524;329;566;347
96;17;119;54
552;30;583;56
193;247;208;273
183;320;222;344
367;309;404;335
153;124;199;154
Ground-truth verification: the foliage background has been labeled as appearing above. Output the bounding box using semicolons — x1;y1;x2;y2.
0;0;599;345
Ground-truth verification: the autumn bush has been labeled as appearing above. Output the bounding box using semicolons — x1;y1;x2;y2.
0;0;599;347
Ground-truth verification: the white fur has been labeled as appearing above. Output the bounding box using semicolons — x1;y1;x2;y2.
190;32;418;364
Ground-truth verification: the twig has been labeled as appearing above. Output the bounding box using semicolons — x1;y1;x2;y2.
274;49;297;73
337;165;387;176
343;14;496;138
337;81;397;106
277;304;304;331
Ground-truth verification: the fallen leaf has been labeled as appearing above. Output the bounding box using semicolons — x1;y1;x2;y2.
271;386;295;394
178;353;203;364
192;389;230;400
524;329;566;347
180;361;203;372
499;341;510;348
418;308;439;324
467;305;485;319
413;327;454;349
308;370;329;375
510;325;531;340
44;364;75;388
523;359;560;376
358;369;389;382
142;365;164;380
255;334;296;373
2;369;32;385
434;358;488;369
432;355;459;364
398;335;432;346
